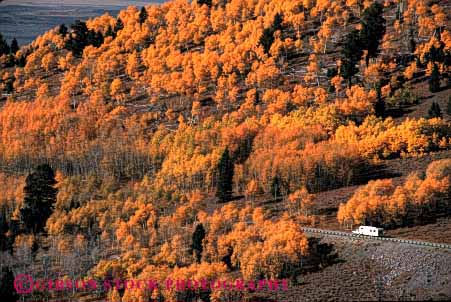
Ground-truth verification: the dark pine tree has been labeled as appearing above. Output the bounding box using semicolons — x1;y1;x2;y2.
221;246;234;270
327;67;338;79
4;54;15;68
0;33;10;56
270;175;283;200
216;148;234;202
360;2;386;65
114;18;124;33
428;41;445;63
65;21;104;55
16;54;27;67
87;30;104;48
139;7;148;25
340;29;364;87
20;164;57;234
0;208;10;252
197;0;212;7
374;83;385;117
259;27;275;54
10;38;19;54
58;24;68;37
259;14;283;55
0;266;19;302
65;20;89;57
105;25;116;39
408;29;416;53
428;101;442;119
191;223;206;263
4;76;14;94
272;13;284;32
428;63;441;93
254;89;260;105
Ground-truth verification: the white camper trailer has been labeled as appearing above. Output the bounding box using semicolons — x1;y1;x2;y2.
352;226;384;237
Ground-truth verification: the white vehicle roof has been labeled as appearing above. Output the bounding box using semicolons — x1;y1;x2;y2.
359;226;383;230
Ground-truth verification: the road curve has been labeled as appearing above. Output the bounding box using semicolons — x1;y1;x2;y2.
300;227;451;250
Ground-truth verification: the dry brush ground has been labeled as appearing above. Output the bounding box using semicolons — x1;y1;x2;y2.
251;236;451;302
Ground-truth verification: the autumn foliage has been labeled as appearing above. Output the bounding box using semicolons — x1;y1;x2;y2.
338;159;451;228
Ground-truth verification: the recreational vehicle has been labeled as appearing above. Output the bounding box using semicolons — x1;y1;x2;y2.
352;226;384;237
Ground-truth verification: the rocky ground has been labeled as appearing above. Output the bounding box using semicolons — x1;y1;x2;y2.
257;236;451;301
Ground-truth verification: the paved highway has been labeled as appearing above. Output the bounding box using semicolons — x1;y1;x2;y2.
301;227;451;250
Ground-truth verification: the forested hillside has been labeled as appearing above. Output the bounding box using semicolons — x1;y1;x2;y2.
0;0;450;301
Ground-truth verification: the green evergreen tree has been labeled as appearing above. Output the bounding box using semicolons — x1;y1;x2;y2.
65;20;89;57
425;44;445;64
191;223;206;263
0;267;19;302
4;54;15;67
428;101;442;118
0;208;10;252
360;2;386;65
58;24;68;37
4;76;14;94
221;246;233;270
216;148;234;202
197;0;212;7
259;14;283;55
408;29;416;53
9;38;19;54
87;30;104;48
259;27;275;54
327;67;338;79
65;21;103;56
428;63;441;93
114;18;124;33
105;25;116;39
139;7;148;25
20;164;58;234
374;83;385;117
0;33;10;56
271;13;283;32
270;175;282;200
16;54;26;67
340;29;364;86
